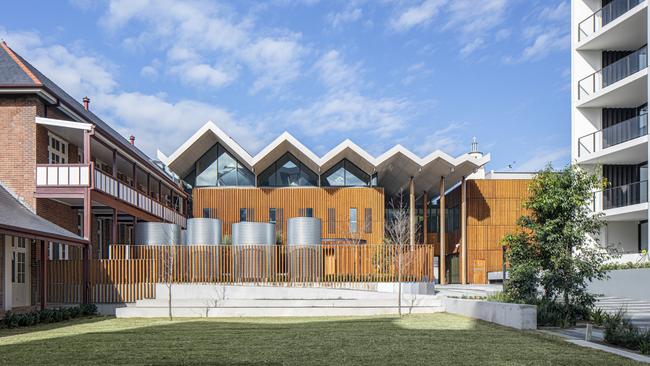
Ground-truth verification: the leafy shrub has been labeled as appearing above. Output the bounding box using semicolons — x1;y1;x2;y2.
80;303;97;316
2;304;98;329
486;291;513;303
603;309;650;354
589;307;606;326
600;261;650;271
3;311;19;328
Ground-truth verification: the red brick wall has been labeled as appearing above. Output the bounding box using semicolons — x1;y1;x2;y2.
36;199;79;235
0;237;4;310
0;96;41;208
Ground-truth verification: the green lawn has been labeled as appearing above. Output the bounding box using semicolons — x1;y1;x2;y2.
0;313;641;365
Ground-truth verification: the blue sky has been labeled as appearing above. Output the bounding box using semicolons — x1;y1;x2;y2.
1;0;571;171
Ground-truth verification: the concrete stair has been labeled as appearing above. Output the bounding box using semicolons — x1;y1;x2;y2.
115;284;443;318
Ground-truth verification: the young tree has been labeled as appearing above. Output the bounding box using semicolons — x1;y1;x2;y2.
385;191;420;316
503;164;610;326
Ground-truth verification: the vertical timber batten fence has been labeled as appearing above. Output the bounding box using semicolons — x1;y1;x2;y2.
47;244;437;304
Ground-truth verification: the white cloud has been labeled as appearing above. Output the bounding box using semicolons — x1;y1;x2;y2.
413;122;467;155
327;6;363;29
390;0;447;31
443;0;507;35
0;28;267;156
98;92;266;155
140;65;158;78
509;1;570;63
170;62;237;88
460;38;485;58
289;92;409;138
314;50;360;90
517;147;569;171
241;36;305;94
521;29;570;61
99;0;306;93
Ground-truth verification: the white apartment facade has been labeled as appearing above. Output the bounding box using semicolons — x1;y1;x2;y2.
572;0;649;258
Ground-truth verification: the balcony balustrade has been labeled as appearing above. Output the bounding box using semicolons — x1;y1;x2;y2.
578;45;647;100
94;169;186;227
578;0;643;41
593;180;648;211
36;164;90;187
578;113;648;157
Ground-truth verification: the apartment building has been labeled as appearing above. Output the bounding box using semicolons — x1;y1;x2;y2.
0;41;190;310
572;0;649;258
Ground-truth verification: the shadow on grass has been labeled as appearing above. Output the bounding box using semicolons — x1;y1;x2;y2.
0;314;640;366
0;316;108;339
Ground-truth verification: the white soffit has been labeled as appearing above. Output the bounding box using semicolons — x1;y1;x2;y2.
161;121;491;190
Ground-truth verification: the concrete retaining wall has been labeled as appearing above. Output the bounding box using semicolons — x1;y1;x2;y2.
588;268;650;301
442;298;537;330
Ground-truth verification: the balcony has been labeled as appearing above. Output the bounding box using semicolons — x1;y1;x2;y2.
578;0;646;50
593;180;649;220
94;170;186;227
36;164;90;187
577;114;648;164
577;46;648;107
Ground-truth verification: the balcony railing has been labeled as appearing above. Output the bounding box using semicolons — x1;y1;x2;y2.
593;180;648;211
578;45;647;100
95;169;186;227
578;114;648;157
36;164;90;187
578;0;642;42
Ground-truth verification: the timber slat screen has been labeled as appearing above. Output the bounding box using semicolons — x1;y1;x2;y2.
47;244;436;304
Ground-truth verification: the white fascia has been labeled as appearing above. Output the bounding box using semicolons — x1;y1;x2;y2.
164;120;254;169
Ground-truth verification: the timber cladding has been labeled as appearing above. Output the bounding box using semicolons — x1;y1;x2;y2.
192;187;385;244
466;179;531;284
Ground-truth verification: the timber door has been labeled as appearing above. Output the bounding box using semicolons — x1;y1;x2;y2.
472;259;487;284
11;237;30;307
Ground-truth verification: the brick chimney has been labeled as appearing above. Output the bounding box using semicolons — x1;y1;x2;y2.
82;96;90;110
129;135;135;145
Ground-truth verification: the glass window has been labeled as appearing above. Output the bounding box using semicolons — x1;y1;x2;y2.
240;208;247;222
640;221;648;252
217;148;238;186
191;143;254;187
305;208;313;217
269;208;277;224
237;162;255;186
258;153;318;187
196;144;219;186
322;159;370;187
349;208;357;233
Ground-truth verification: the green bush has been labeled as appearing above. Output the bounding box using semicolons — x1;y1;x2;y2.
600;261;650;271
603;309;650;354
485;292;513;303
589;307;606;326
2;304;98;329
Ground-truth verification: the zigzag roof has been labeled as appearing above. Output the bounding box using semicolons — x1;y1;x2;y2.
158;121;490;196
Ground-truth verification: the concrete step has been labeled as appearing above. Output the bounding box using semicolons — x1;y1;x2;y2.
116;305;444;318
133;297;442;308
156;284;410;300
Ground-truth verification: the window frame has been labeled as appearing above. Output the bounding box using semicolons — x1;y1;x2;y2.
48;132;68;164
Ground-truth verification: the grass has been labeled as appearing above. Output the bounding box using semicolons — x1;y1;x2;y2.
0;313;642;365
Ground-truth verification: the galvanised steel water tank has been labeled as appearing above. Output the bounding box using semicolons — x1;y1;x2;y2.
185;218;222;245
287;217;323;282
134;222;182;245
232;222;276;281
287;217;321;246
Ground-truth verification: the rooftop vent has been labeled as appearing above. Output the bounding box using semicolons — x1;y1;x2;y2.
469;137;483;159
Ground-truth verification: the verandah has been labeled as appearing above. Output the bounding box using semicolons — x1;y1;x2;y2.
47;244;437;304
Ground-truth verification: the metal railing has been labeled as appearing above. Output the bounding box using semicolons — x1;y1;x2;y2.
577;114;648;157
35;164;91;187
95;169;187;227
578;0;642;41
593;180;648;211
578;45;647;100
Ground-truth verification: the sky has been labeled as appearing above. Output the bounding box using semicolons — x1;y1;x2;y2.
0;0;571;172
